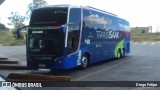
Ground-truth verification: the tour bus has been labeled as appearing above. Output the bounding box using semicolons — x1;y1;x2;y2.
17;5;130;69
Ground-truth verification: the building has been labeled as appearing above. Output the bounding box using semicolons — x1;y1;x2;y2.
131;27;149;34
149;25;160;33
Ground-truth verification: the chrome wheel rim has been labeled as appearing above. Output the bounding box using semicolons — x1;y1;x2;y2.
82;56;88;68
121;50;124;57
118;51;121;58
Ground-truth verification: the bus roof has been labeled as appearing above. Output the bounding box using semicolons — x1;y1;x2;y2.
36;4;128;22
86;6;118;17
46;4;81;8
46;5;118;17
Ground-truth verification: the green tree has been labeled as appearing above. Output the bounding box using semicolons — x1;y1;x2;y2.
0;23;6;31
26;0;48;17
141;30;145;34
8;12;26;29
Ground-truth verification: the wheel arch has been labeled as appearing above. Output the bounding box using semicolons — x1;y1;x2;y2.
83;52;90;64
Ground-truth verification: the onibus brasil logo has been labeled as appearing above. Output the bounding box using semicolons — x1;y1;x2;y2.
2;82;42;88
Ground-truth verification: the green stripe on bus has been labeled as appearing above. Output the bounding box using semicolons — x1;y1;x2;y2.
114;39;124;57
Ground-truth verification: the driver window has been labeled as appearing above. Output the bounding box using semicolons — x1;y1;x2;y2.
67;8;81;54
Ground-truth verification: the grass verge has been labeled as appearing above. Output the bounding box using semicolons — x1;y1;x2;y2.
0;31;25;46
131;33;160;42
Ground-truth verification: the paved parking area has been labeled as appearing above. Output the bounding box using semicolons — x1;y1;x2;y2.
0;42;160;90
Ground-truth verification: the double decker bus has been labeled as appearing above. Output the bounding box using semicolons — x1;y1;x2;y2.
18;5;130;69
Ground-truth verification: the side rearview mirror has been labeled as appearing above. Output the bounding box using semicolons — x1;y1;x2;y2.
16;25;29;38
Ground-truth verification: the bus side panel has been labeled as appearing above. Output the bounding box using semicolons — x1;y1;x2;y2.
82;8;130;64
63;53;79;69
80;29;130;64
124;31;130;54
80;29;116;64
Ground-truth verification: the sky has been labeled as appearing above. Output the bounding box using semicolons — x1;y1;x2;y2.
0;0;160;28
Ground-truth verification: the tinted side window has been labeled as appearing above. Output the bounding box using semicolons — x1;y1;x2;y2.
83;9;112;30
83;9;94;29
67;8;81;54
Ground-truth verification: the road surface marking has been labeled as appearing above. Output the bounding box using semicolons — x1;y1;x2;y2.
151;42;155;45
142;42;147;45
135;42;138;45
75;53;146;81
75;62;125;81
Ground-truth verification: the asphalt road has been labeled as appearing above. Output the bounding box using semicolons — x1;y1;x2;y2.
0;42;160;90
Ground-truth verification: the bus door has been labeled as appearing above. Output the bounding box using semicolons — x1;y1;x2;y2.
67;8;81;55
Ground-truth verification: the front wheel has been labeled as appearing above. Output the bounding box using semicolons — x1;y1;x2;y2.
80;54;89;69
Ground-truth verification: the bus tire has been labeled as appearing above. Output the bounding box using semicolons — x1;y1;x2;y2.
121;49;125;58
80;54;89;69
117;49;122;59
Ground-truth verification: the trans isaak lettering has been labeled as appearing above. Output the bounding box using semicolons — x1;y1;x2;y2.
96;31;119;39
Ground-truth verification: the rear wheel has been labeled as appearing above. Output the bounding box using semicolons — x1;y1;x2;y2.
121;49;125;58
117;49;122;59
80;54;89;69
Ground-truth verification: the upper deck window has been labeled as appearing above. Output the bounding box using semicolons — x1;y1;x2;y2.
30;7;68;26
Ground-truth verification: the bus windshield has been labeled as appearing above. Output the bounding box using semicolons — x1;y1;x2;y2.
27;29;64;56
30;7;68;26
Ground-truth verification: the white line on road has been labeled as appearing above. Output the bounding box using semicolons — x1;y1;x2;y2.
135;42;138;45
75;53;146;81
75;62;125;81
151;42;155;45
143;42;147;44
